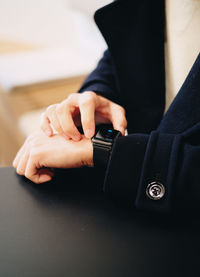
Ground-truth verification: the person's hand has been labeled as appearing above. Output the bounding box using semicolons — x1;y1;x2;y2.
13;130;93;184
40;91;127;141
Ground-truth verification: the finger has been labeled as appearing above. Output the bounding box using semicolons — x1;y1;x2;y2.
13;141;28;168
38;167;55;178
24;155;41;184
13;149;22;168
56;101;81;141
79;92;96;138
25;151;54;184
46;104;64;136
16;149;30;176
40;112;53;137
38;174;52;183
60;111;81;141
38;168;54;183
24;151;39;183
109;104;127;135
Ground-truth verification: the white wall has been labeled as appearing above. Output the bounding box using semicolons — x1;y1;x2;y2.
68;0;111;18
0;0;112;91
0;0;111;46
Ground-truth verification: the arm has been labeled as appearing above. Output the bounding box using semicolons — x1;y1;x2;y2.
104;53;200;213
13;124;200;213
103;124;200;213
40;50;126;140
18;52;200;213
78;49;120;103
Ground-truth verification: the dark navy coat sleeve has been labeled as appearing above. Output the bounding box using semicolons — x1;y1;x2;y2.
77;0;200;212
104;53;200;213
78;50;120;103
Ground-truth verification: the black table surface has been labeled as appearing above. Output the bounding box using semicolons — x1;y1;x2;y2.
0;167;200;277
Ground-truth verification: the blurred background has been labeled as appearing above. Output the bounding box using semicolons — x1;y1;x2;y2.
0;0;111;166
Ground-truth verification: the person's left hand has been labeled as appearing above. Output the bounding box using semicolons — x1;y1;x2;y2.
13;130;93;184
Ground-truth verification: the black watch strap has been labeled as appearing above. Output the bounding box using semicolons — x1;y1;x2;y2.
93;143;111;168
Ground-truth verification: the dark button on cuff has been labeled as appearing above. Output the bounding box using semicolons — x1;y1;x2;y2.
146;182;165;200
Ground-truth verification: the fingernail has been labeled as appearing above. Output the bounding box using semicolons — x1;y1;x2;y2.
85;129;94;138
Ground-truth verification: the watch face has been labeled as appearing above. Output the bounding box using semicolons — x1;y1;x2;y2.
96;127;120;142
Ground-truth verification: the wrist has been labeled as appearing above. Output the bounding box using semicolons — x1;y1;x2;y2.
80;137;94;167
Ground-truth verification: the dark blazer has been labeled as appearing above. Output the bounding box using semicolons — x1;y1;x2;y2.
79;0;200;212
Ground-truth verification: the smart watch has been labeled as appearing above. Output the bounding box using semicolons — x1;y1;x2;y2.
92;125;121;168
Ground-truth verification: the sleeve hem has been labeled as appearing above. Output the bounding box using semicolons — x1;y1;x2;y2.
103;134;149;206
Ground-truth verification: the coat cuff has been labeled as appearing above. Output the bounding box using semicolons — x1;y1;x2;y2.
103;134;149;206
103;131;182;212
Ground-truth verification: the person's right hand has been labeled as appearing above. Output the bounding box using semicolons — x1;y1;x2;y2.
40;91;127;141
